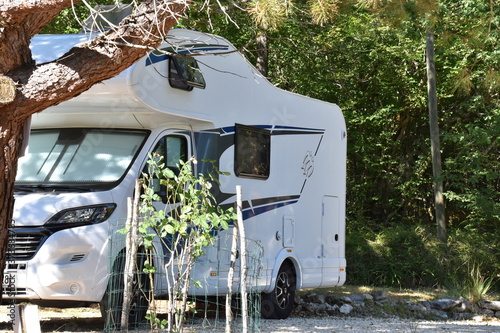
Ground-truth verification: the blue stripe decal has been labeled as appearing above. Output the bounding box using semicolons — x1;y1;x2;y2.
221;125;324;135
272;125;326;132
146;53;169;66
242;200;298;220
145;45;229;66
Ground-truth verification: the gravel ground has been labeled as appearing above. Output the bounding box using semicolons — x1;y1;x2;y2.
177;316;500;333
2;306;500;332
257;316;500;333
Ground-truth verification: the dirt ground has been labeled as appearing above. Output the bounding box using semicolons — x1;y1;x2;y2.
1;304;500;333
0;305;103;332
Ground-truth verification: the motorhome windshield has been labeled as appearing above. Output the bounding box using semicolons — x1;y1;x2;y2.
15;128;148;188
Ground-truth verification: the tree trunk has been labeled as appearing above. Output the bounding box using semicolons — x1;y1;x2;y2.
0;115;27;291
425;30;446;243
256;30;269;77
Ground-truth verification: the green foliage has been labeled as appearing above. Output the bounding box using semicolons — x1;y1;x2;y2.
138;155;235;331
346;225;499;295
346;225;447;289
40;0;118;34
140;155;234;261
463;263;497;305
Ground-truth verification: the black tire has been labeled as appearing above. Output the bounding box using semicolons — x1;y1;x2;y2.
100;250;151;330
261;261;296;319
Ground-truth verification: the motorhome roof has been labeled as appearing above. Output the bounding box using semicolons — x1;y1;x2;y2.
31;34;91;64
29;30;231;130
29;29;340;133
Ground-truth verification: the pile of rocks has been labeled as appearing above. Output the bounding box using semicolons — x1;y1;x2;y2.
293;291;500;321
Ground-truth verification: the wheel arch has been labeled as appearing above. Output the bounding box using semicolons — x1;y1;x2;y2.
266;249;302;293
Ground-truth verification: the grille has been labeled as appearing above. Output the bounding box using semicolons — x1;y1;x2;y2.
6;233;46;260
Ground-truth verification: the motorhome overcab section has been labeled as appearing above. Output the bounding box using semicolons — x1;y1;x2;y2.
3;29;347;320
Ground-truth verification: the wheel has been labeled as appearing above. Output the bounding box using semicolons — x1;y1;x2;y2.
261;261;296;319
100;249;151;330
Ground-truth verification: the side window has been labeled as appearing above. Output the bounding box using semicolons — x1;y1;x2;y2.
234;124;270;180
146;135;188;203
151;135;188;170
169;56;206;91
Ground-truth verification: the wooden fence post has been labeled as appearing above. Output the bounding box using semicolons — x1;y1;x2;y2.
13;304;41;333
237;185;248;333
121;179;142;330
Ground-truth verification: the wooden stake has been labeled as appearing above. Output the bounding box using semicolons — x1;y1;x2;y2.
13;304;41;333
237;185;248;333
226;187;240;333
121;179;142;331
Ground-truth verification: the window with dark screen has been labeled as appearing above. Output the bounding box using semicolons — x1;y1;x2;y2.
234;124;270;180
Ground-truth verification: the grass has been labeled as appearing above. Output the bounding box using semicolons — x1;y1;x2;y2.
298;284;500;303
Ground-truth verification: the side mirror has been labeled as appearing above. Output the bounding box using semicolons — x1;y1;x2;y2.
151;178;161;193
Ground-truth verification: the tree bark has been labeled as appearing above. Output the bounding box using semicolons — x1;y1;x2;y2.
0;0;80;74
425;30;446;243
256;30;269;77
0;0;190;301
0;114;27;291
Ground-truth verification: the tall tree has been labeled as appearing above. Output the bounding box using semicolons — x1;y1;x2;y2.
0;0;191;298
247;0;340;76
248;0;290;77
355;0;448;240
425;29;446;242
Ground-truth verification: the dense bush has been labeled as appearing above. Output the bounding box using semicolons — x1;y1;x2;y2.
346;224;499;293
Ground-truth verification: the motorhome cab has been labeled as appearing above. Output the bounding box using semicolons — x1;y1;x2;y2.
4;29;347;321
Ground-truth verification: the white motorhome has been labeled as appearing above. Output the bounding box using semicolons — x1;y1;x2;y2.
4;29;346;321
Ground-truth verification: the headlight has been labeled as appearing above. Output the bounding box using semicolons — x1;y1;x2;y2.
46;204;116;225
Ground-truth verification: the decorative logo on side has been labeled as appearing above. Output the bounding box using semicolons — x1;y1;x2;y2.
301;151;315;178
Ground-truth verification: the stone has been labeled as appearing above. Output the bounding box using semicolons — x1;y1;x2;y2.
477;308;495;316
372;291;388;301
374;298;394;306
306;293;326;304
495;311;500;318
407;302;428;313
430;309;448;319
349;294;366;303
453;302;467;313
478;300;500;311
325;295;339;305
363;293;374;301
453;312;475;320
339;304;354;315
458;297;473;312
352;302;365;308
420;301;432;311
339;296;353;304
325;303;339;315
303;302;326;314
431;298;462;311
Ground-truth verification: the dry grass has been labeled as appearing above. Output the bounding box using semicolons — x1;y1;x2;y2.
298;285;489;302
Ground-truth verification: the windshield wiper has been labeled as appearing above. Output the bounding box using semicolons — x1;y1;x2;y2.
14;184;94;193
14;185;38;193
